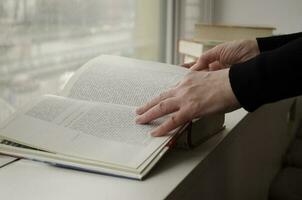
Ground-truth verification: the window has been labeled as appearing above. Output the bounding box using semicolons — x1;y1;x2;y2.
164;0;213;64
0;0;163;122
0;0;208;123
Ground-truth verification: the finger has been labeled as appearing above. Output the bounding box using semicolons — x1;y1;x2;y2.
150;109;189;137
208;61;225;71
136;98;179;124
181;61;196;68
190;47;220;71
136;89;174;115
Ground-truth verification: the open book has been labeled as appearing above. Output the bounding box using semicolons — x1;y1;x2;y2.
0;55;223;180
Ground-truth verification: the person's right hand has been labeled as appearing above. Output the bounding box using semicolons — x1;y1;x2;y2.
183;39;260;71
136;68;240;137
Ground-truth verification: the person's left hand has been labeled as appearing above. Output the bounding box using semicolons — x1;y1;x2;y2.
135;68;241;136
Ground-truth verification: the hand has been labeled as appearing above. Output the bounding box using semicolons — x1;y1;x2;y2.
183;39;260;71
135;68;240;136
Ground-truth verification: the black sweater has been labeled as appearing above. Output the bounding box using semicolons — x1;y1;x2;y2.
229;32;302;112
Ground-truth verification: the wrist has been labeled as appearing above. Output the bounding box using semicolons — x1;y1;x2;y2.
247;39;260;56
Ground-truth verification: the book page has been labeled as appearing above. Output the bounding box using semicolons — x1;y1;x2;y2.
62;55;188;106
0;95;170;168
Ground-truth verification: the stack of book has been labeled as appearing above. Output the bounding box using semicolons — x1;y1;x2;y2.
179;23;275;63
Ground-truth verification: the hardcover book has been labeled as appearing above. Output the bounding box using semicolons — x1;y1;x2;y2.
0;55;224;180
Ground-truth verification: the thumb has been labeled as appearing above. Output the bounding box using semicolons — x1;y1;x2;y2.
190;47;220;71
208;61;225;71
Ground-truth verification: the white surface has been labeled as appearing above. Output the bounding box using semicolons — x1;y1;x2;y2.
214;0;302;34
0;109;247;200
0;154;17;167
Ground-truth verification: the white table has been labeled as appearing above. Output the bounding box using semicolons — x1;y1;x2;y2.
0;155;17;167
0;98;299;200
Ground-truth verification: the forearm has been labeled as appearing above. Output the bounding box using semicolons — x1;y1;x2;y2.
257;32;302;52
229;37;302;112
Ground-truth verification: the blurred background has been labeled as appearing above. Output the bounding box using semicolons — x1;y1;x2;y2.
0;0;302;123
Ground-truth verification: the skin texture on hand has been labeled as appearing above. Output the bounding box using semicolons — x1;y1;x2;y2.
184;39;260;71
136;39;259;137
136;68;240;136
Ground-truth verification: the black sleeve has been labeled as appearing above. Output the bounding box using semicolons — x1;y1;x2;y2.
229;36;302;112
257;32;302;52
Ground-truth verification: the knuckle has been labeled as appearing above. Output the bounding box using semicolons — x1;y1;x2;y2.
158;101;166;112
171;113;183;124
187;98;203;116
170;115;177;124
